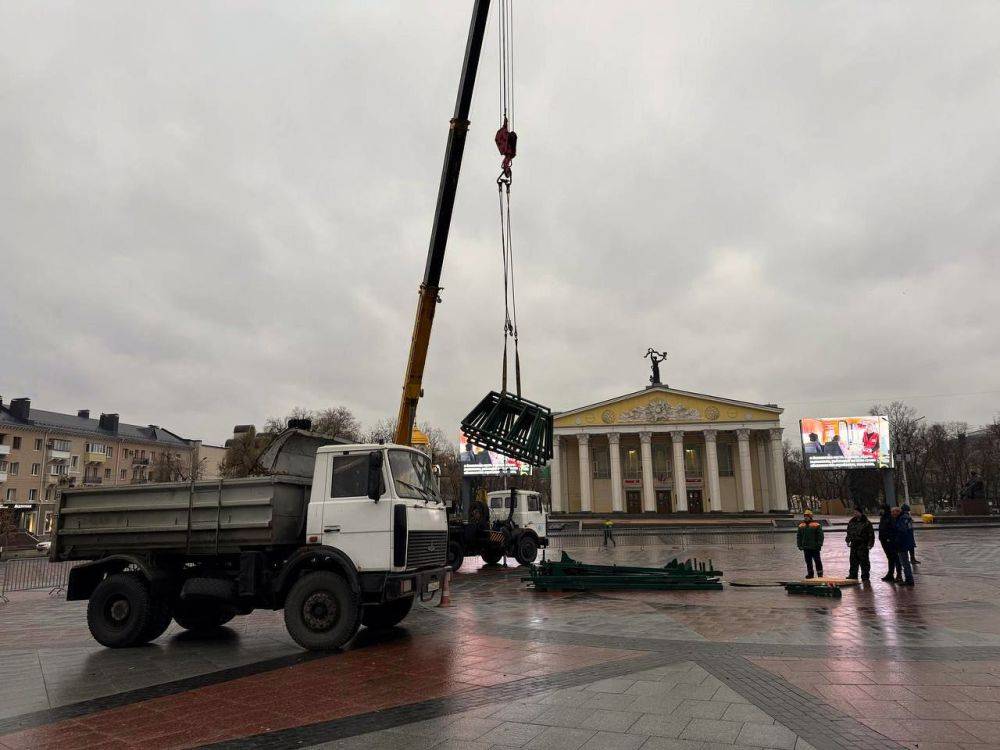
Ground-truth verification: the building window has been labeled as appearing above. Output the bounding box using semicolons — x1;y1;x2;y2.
50;464;68;476
13;436;22;450
105;446;114;458
684;446;702;476
718;444;734;477
9;462;18;477
70;455;79;470
120;469;127;480
34;438;42;450
86;442;106;454
104;468;112;479
44;512;54;534
652;444;670;476
5;489;14;502
31;463;40;476
51;439;70;452
623;447;641;481
28;489;37;503
592;447;610;479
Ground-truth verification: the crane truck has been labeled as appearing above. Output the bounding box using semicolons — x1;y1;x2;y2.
446;488;549;570
51;0;496;652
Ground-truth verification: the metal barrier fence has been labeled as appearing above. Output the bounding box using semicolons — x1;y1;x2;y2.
547;527;786;551
0;558;77;603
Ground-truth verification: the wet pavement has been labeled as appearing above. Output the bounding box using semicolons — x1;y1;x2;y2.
1;527;999;749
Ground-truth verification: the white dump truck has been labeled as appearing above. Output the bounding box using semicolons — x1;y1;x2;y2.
447;488;548;570
51;431;448;651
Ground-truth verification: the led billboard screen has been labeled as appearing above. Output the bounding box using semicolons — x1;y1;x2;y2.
458;432;531;476
800;416;892;470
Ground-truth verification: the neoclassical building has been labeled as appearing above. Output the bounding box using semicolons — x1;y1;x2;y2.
549;385;788;514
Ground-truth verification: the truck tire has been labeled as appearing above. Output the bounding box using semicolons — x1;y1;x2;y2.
514;534;539;566
482;548;503;565
447;540;465;572
140;595;174;643
87;572;156;648
284;571;361;651
361;596;414;629
173;600;236;632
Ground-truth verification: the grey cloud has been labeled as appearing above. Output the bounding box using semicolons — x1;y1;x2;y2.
1;0;998;443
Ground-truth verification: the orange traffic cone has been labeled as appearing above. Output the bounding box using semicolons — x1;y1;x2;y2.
438;569;452;607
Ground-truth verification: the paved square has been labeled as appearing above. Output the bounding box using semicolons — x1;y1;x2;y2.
1;527;999;749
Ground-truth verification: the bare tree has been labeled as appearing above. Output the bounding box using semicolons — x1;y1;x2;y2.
150;451;206;482
0;508;16;559
312;407;362;442
218;427;269;478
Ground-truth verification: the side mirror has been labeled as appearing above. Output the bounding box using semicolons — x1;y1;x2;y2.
367;451;384;501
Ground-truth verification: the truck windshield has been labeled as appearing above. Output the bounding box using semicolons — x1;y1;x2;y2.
387;450;439;503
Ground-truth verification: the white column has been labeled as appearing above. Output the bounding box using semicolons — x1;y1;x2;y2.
639;432;655;512
577;433;592;512
769;428;789;510
737;429;755;511
671;430;688;512
756;440;771;512
608;433;624;513
704;430;722;512
549;436;563;512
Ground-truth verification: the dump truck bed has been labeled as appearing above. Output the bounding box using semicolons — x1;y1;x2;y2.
52;476;311;560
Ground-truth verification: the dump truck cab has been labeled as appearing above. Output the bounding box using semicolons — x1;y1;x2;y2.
306;444;449;576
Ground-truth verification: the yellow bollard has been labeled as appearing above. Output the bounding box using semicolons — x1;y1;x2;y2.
922;513;934;524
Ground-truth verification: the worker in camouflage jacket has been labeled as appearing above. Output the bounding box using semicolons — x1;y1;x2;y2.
845;507;875;581
796;509;824;579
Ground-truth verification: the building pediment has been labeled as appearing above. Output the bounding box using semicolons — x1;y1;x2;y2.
554;386;781;429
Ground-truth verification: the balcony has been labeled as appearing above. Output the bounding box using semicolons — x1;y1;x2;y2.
0;471;7;483
85;451;107;464
48;448;71;462
82;476;103;485
0;445;10;457
133;457;150;466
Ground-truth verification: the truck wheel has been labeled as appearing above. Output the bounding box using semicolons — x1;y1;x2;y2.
361;596;414;629
87;573;156;648
482;548;503;565
173;600;236;632
447;540;465;572
140;595;174;643
514;535;539;566
284;571;361;651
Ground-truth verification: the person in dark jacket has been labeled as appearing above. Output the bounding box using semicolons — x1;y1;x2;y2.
845;507;875;580
796;509;824;578
901;503;920;565
891;506;915;585
878;505;899;582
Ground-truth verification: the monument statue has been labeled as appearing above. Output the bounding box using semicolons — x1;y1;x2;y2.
644;348;668;386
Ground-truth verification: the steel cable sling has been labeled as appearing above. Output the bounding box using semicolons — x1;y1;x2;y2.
461;0;553;467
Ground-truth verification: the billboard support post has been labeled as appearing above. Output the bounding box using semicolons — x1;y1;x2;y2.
882;467;897;508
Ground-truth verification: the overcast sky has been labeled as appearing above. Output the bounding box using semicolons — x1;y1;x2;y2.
2;1;999;445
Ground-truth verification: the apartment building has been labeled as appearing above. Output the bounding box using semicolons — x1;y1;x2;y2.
0;397;214;536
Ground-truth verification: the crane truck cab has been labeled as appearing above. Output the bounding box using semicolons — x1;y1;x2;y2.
446;488;549;571
54;437;448;652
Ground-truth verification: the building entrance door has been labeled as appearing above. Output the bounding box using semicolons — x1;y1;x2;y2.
687;489;704;513
655;490;671;514
625;490;642;514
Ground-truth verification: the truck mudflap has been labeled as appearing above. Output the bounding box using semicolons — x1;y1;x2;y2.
360;566;447;604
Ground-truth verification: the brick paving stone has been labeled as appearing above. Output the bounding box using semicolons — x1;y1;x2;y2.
671;699;730;719
577;731;648;750
627;714;691;738
478;722;547;747
722;703;776;724
735;722;799;749
679;718;744;743
524;726;597;750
